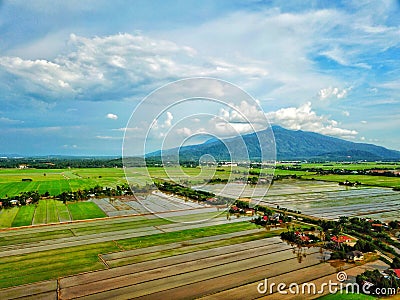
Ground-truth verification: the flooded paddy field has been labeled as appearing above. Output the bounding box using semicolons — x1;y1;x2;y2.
197;180;400;221
92;191;209;217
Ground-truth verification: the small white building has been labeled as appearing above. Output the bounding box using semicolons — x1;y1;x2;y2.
10;199;19;206
346;250;364;262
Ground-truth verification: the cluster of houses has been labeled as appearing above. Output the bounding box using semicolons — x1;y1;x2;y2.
329;235;366;262
367;169;400;176
229;205;256;216
0;198;34;208
331;235;353;245
346;250;364;262
294;231;314;243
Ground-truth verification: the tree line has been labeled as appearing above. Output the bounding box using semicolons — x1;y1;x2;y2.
0;183;132;208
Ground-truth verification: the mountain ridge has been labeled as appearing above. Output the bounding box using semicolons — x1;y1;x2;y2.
147;125;400;161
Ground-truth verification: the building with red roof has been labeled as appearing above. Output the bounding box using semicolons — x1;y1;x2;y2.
331;235;352;243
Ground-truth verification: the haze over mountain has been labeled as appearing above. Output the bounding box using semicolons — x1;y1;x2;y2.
147;126;400;161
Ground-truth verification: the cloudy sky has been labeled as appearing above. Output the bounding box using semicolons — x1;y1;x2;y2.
0;0;399;156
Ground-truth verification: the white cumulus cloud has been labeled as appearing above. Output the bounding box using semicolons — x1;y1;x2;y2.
342;110;350;117
176;127;192;137
318;87;350;100
0;33;268;103
266;102;358;138
106;113;118;120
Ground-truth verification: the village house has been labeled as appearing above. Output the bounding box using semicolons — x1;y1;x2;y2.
331;235;351;243
10;199;19;206
346;250;364;262
331;235;356;247
244;208;255;215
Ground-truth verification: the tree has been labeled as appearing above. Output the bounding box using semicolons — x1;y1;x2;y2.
354;239;375;252
389;220;399;229
391;256;400;269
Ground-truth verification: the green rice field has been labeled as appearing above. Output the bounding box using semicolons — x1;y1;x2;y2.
0;199;106;228
301;173;400;188
1;163;399;199
0;215;261;289
0;168;127;198
0;210;387;298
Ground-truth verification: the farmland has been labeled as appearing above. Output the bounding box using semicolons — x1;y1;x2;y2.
92;192;207;217
0;162;399;298
0;212;257;288
0;168;127;198
1;163;399;225
198;180;400;222
0;209;389;299
301;173;400;188
1;162;400;199
0;199;107;228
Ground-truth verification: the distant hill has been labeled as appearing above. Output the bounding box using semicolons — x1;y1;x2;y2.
147;126;400;161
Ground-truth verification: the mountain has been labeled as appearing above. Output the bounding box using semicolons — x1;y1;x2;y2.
147;126;400;161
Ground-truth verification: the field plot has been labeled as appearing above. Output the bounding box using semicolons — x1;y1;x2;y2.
0;214;258;290
32;200;47;225
0;168;128;197
67;202;106;220
11;205;35;227
93;192;207;217
0;207;19;228
199;180;400;221
258;185;400;221
55;200;71;222
0;208;389;299
0;200;107;228
46;199;59;223
126;166;235;186
55;236;386;300
302;173;400;189
56;237;367;300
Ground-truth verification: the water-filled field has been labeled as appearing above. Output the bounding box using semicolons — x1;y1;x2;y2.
198;180;400;221
92;192;208;217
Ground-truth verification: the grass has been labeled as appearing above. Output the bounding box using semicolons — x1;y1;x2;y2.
46;200;59;223
67;202;107;220
0;241;120;288
302;173;400;188
110;229;282;267
32;200;47;225
0;207;19;228
0;200;108;229
0;220;260;288
71;217;170;235
297;162;400;171
117;221;258;250
55;200;71;222
318;293;376;299
0;229;74;247
11;205;35;227
1;164;399;198
0;168;127;198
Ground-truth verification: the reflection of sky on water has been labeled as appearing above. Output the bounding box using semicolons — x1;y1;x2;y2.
198;180;400;222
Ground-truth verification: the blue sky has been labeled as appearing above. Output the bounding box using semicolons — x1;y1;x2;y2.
0;0;399;156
